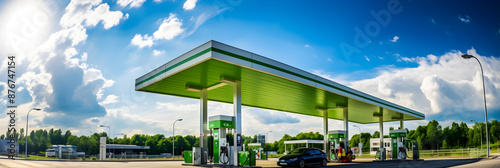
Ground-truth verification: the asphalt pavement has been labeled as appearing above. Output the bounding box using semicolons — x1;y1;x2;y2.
1;154;499;168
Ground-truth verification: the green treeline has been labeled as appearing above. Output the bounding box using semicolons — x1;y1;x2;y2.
1;120;499;155
349;120;500;151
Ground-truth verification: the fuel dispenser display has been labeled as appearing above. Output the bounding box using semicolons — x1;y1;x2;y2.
390;129;408;160
328;130;355;162
209;115;235;165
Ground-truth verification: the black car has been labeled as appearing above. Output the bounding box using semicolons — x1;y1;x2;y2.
277;148;328;168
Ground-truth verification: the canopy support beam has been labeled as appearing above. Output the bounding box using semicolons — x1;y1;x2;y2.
343;108;349;148
200;88;208;164
400;120;404;130
232;80;241;166
378;107;384;160
322;110;329;161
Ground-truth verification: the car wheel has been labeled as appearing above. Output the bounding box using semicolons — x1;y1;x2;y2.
321;158;327;167
299;159;305;168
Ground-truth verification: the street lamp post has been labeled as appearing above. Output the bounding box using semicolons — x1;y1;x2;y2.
470;120;483;153
99;125;110;137
99;125;110;159
353;125;362;156
25;108;41;159
113;133;124;159
265;131;272;160
172;119;182;160
462;54;489;158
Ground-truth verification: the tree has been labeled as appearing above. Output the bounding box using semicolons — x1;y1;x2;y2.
426;120;442;149
372;131;380;138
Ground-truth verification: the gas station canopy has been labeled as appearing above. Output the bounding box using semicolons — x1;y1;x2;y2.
135;41;424;124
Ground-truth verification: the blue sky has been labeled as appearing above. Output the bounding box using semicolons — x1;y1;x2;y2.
0;0;499;141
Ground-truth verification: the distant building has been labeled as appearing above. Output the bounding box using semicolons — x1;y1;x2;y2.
107;144;150;158
47;145;77;158
369;138;392;155
0;139;19;155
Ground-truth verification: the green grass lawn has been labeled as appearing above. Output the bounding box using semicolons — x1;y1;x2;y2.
18;154;62;160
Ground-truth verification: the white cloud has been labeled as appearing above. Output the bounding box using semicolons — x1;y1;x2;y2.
349;48;500;121
183;0;198;10
327;58;333;62
304;44;310;47
184;7;229;37
60;1;124;29
153;49;165;56
2;0;119;130
153;13;184;40
459;15;470;23
364;55;371;62
99;95;119;105
390;36;399;42
117;0;146;8
131;34;154;48
86;4;124;29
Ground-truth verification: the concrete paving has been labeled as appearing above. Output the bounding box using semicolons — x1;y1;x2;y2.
1;154;499;168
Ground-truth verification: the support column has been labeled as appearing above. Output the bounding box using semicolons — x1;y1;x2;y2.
400;120;404;130
323;110;329;161
233;80;241;166
343;108;349;147
200;88;208;164
379;107;384;160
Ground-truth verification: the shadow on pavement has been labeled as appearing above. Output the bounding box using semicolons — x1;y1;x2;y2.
322;159;481;168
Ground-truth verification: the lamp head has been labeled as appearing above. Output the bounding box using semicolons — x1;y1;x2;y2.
32;108;41;111
462;54;474;59
177;119;183;121
470;120;474;122
99;125;107;127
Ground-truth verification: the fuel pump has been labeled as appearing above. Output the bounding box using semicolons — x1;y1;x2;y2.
328;130;355;162
209;115;235;165
389;129;408;160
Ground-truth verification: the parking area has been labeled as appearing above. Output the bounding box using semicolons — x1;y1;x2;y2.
257;156;499;168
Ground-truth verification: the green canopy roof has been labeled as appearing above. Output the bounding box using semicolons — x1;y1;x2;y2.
135;41;424;124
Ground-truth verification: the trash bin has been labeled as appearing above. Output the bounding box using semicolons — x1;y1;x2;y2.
239;151;255;166
184;151;193;163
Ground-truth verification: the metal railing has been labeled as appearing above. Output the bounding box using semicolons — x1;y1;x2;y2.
418;148;485;158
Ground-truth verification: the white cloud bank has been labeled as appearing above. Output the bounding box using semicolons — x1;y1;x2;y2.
0;0;123;131
60;0;125;29
349;48;500;121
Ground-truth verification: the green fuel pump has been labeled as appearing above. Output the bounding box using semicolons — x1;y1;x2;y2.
209;115;235;165
389;129;408;160
328;130;355;162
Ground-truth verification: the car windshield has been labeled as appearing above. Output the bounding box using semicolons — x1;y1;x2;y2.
289;148;308;155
